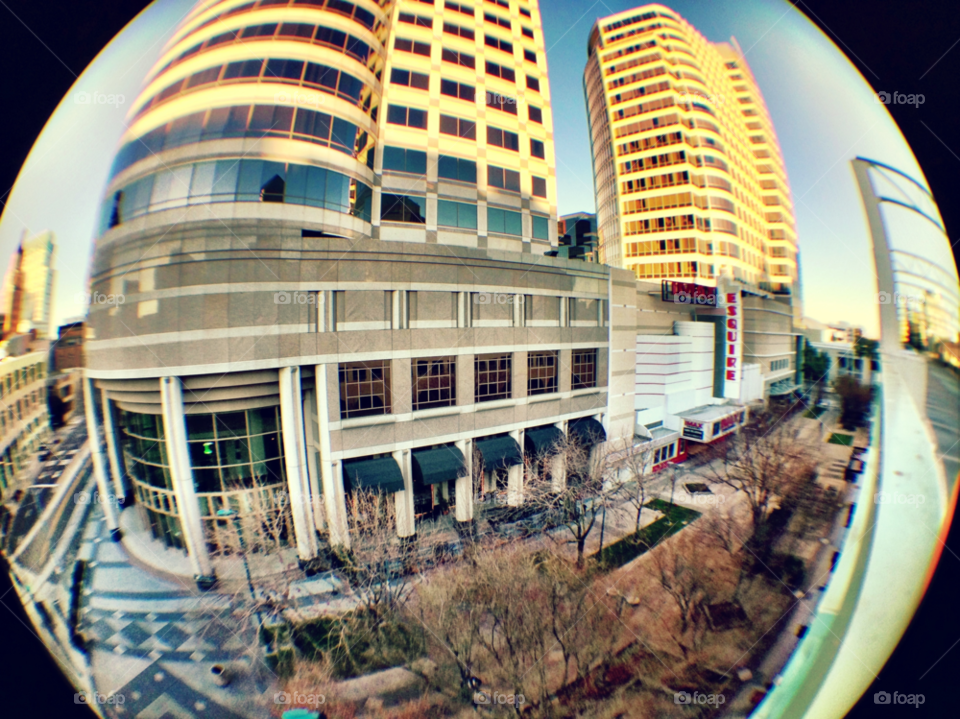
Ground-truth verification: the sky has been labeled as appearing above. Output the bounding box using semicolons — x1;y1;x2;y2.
0;0;952;338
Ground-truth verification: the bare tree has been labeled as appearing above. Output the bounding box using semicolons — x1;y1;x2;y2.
698;410;815;545
612;439;657;533
525;435;619;568
649;532;728;659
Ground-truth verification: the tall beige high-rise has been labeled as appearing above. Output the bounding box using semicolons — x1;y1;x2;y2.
584;4;798;294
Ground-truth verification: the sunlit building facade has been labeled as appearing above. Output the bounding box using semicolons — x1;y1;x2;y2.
583;5;798;295
86;0;636;586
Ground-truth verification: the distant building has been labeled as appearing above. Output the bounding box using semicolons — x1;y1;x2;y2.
0;340;51;496
54;321;84;371
547;212;598;261
50;321;85;427
583;5;799;296
1;231;56;340
801;318;873;386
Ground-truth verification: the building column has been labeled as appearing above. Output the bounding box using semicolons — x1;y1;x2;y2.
508;429;524;506
302;388;325;533
82;376;120;540
454;438;474;522
551;420;567;492
100;391;126;501
159;376;213;583
280;366;319;561
393;449;416;538
315;364;349;549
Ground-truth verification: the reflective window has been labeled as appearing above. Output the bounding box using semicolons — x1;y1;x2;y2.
532;177;547;198
487;165;520;192
101;158;372;235
487;207;522;235
437;199;477;229
532;213;549;238
109;103;375;180
382;146;427;174
437;154;477;183
530;138;545;159
381;194;427;223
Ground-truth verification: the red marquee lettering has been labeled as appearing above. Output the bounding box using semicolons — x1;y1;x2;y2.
726;369;736;380
727;318;738;329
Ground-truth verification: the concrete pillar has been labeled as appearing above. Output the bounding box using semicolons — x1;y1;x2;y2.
393;449;416;538
280;366;318;561
508;429;523;506
99;390;126;500
82;376;120;538
454;438;474;522
551;420;567;492
315;364;349;549
302;389;325;532
159;376;213;582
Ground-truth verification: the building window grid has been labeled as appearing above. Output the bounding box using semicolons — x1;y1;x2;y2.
527;351;558;395
572;349;598;389
412;357;457;410
475;354;512;402
339;360;392;418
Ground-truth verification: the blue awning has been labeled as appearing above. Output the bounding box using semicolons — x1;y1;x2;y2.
342;456;405;494
412;445;467;486
474;435;523;470
569;418;606;446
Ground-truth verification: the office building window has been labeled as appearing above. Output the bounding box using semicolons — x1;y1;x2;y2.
395;37;431;56
483;11;510;29
475;353;511;402
399;12;432;27
488;165;520;192
437;200;478;229
487;207;522;235
532;214;549;239
380;194;427;223
487;126;519;151
530;138;545;158
445;1;473;15
532;176;547;198
438;154;477;183
382;146;427;175
412;357;456;410
522;26;534;38
572;349;597;389
386;104;428;129
523;48;536;63
440;79;476;102
485;60;515;82
443;22;475;39
485;90;517;115
528;351;558;395
441;48;476;68
485;34;513;54
339;360;392;418
391;68;429;90
526;74;540;91
528;105;543;123
439;114;477;139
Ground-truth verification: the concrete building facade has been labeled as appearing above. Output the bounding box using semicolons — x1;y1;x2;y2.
0;347;51;495
84;0;636;585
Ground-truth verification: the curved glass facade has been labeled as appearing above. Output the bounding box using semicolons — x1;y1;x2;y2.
110;103;376;179
136;55;380;121
99;158;373;235
118;411;185;549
